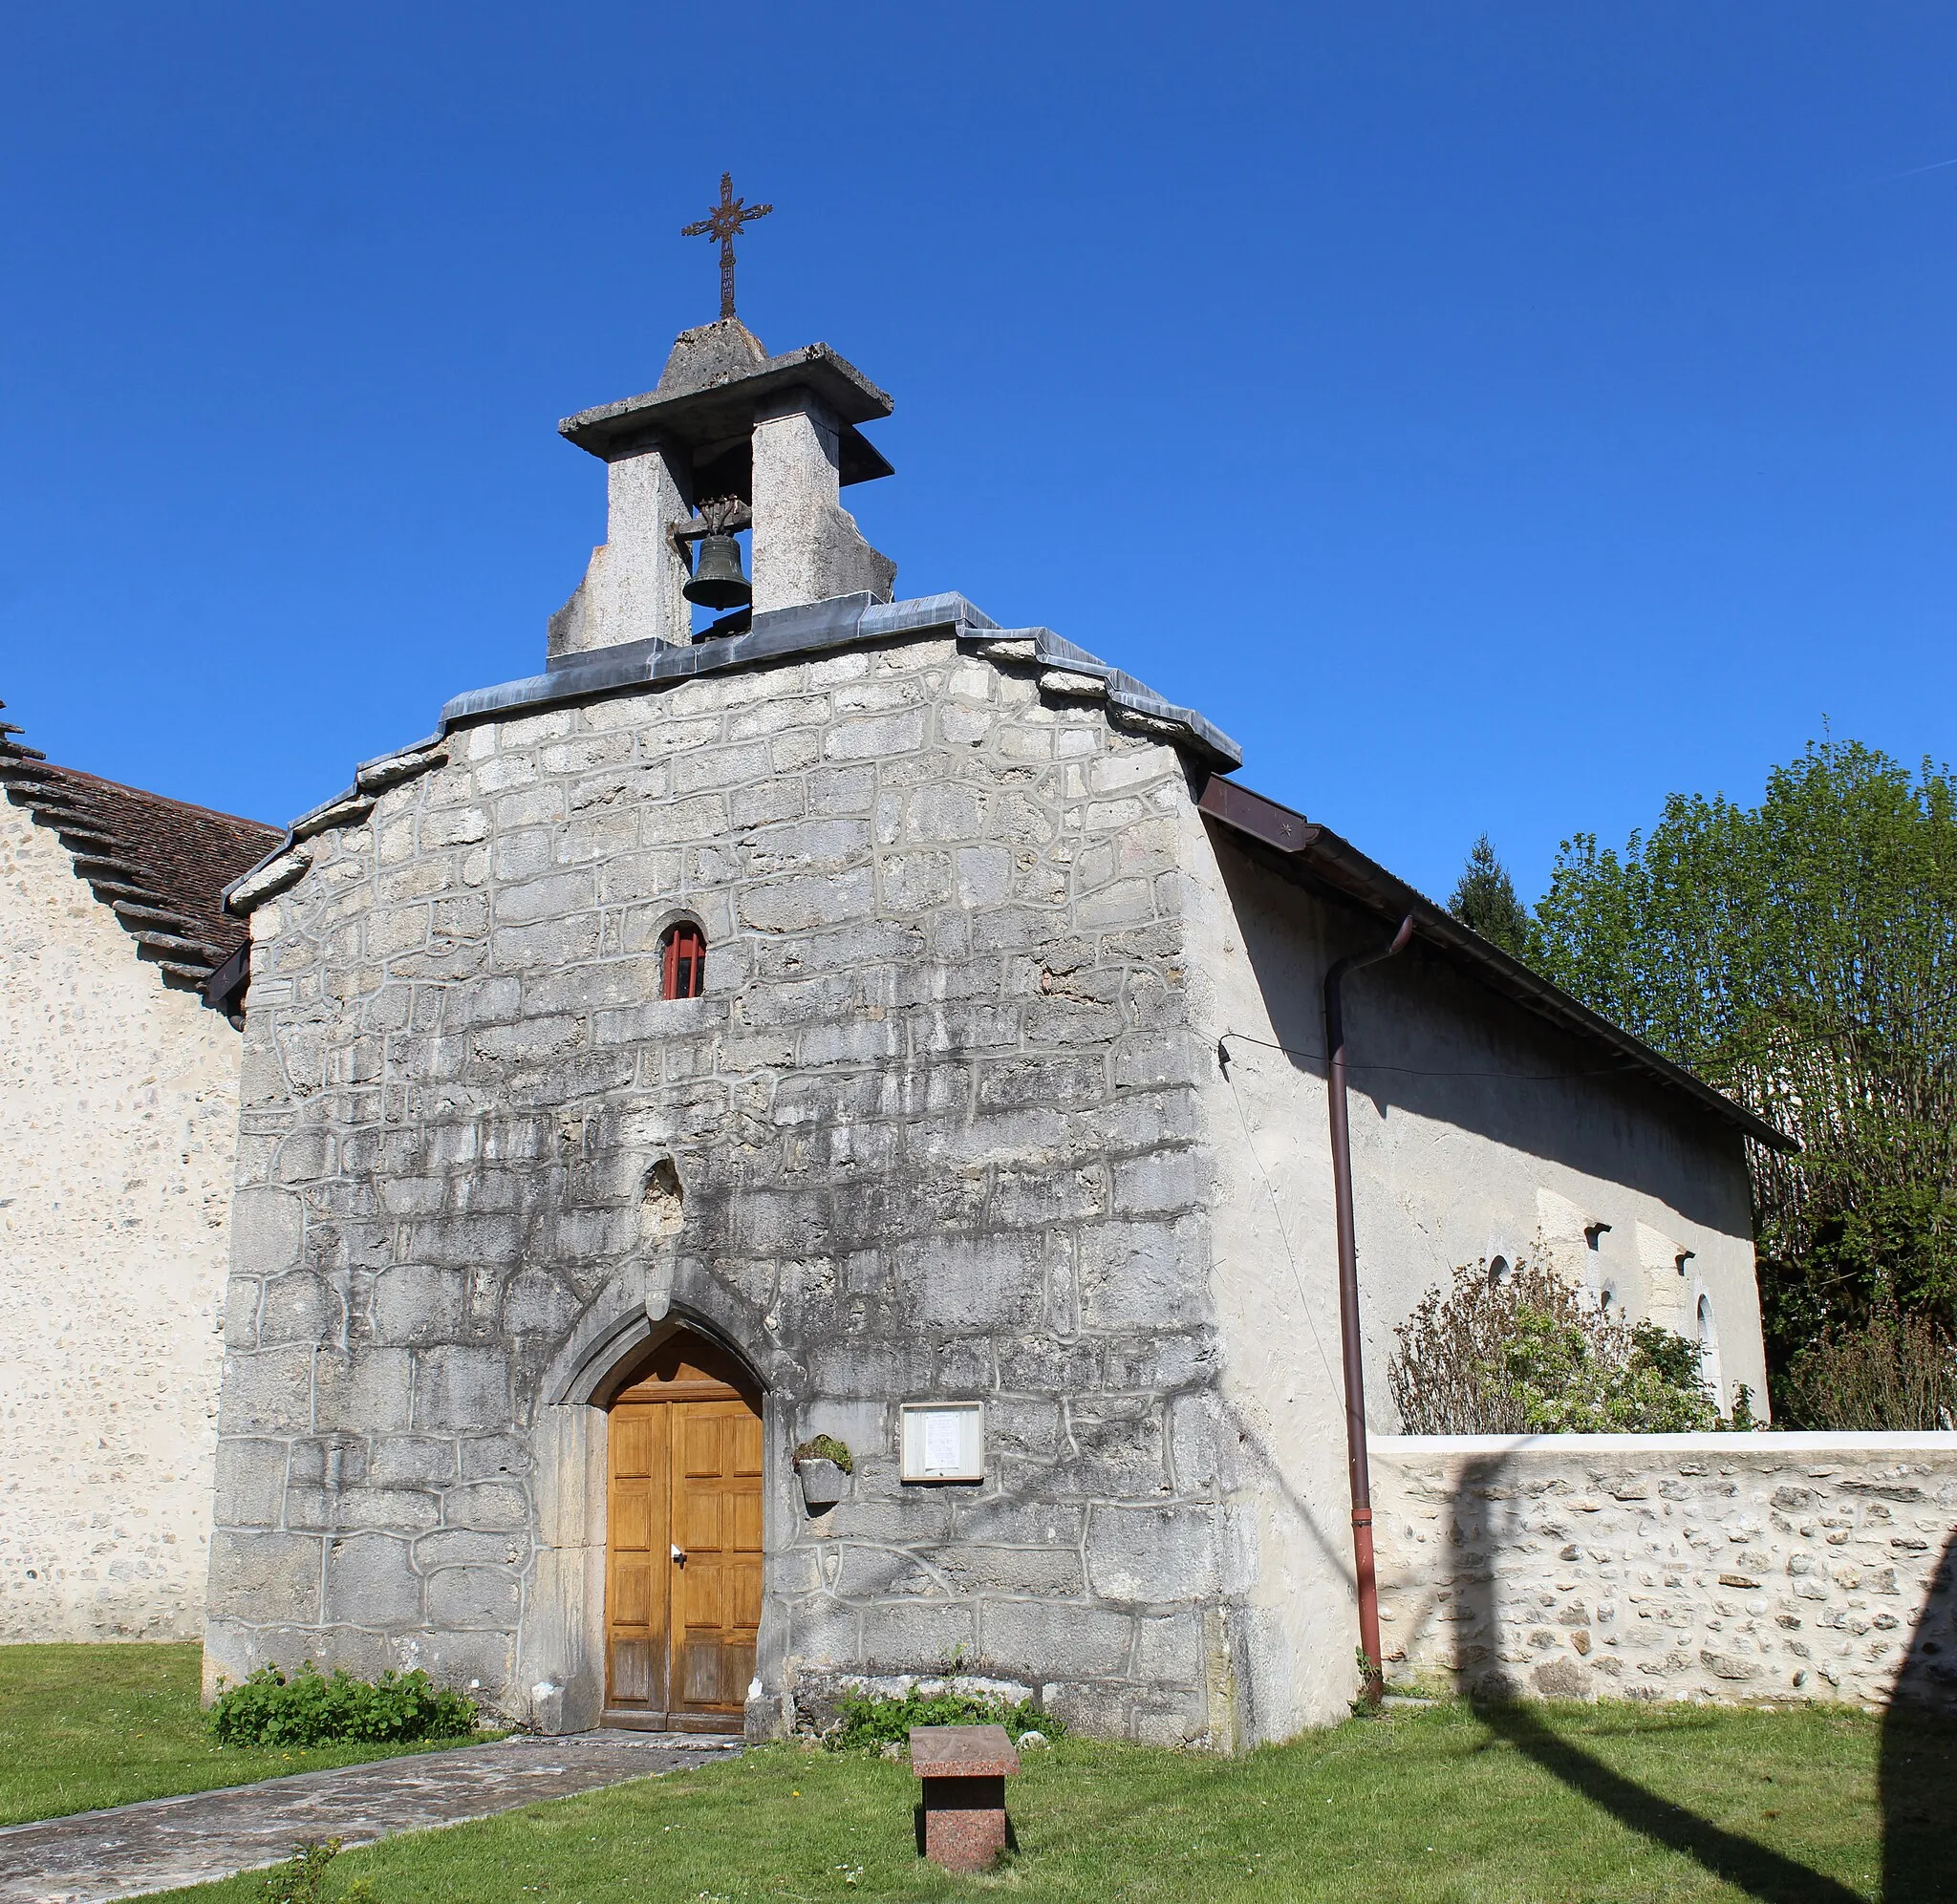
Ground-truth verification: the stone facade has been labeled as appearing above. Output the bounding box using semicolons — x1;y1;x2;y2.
207;628;1242;1742
1372;1433;1957;1710
0;796;245;1640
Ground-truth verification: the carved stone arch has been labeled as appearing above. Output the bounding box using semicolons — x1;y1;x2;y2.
523;1277;794;1738
540;1256;804;1411
664;1261;807;1403
595;1311;767;1407
642;902;707;946
541;1271;657;1408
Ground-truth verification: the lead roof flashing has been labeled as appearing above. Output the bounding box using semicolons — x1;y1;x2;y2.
1196;775;1795;1154
437;591;1242;771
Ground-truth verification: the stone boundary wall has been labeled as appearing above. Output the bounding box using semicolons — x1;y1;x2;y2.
1371;1433;1957;1711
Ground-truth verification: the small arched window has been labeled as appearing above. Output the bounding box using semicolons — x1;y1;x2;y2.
1488;1254;1510;1286
1697;1293;1724;1408
660;921;705;1000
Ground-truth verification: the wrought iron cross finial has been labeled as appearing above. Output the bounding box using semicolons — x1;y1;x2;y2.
681;173;774;322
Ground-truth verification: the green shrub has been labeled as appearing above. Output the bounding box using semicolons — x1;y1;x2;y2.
825;1686;1063;1751
207;1663;477;1748
1389;1256;1721;1433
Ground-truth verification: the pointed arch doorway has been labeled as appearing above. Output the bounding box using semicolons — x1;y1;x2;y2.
604;1328;763;1732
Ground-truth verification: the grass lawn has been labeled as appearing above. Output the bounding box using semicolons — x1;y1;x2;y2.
154;1698;1954;1903
0;1643;484;1828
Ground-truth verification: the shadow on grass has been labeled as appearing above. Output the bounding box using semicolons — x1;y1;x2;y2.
1451;1449;1879;1904
1471;1700;1861;1904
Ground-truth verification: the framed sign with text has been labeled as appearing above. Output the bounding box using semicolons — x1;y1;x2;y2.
898;1401;985;1483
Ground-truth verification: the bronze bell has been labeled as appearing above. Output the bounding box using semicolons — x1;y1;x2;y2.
683;532;751;610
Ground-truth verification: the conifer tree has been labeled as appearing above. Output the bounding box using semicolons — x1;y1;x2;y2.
1448;834;1534;959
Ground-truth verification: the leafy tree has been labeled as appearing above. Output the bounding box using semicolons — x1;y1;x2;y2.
1448;834;1535;958
1530;738;1957;1386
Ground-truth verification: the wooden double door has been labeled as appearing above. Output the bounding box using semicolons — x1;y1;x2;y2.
605;1333;763;1733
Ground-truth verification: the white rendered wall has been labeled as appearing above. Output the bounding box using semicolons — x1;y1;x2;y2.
1180;824;1769;1741
0;796;241;1640
1178;803;1359;1742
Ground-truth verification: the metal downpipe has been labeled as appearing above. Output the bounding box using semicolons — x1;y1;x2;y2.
1323;912;1414;1708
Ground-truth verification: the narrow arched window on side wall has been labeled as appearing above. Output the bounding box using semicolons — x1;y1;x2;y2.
1697;1293;1724;1411
660;921;705;1000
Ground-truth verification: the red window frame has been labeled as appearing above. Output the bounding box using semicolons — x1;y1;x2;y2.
661;922;705;1000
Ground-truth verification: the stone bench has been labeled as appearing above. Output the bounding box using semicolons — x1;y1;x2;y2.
908;1723;1020;1872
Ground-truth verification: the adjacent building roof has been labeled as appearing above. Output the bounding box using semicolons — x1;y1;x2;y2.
0;703;279;998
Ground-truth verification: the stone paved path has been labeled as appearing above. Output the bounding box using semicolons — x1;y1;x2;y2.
0;1730;742;1904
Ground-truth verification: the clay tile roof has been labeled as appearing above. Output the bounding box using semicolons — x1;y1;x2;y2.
1;701;280;995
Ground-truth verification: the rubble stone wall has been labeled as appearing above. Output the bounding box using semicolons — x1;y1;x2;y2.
208;631;1236;1744
0;796;241;1641
1372;1433;1957;1710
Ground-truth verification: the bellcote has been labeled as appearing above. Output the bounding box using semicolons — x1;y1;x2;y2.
547;316;897;663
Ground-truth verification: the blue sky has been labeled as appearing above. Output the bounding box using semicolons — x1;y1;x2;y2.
3;4;1953;905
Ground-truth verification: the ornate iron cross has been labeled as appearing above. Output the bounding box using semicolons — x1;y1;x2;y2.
681;173;774;321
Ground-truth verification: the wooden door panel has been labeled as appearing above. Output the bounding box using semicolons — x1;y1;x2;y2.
681;1637;728;1704
604;1402;670;1715
681;1413;723;1475
612;1486;652;1551
669;1399;763;1717
613;1557;653;1628
606;1361;762;1727
675;1490;723;1552
677;1620;757;1706
613;1412;655;1477
611;1637;655;1704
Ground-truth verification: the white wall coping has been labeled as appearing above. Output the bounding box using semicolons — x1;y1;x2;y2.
1370;1431;1957;1455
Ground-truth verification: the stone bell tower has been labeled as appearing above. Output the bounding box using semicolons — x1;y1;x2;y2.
547;179;896;661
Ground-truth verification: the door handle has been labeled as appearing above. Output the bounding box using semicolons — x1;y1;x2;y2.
671;1544;686;1565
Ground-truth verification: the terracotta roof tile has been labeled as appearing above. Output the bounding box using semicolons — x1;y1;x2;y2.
0;701;280;996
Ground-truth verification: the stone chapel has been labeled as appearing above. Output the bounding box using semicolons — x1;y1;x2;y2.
204;301;1780;1747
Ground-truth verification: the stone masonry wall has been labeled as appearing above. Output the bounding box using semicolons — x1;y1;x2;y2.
1;796;242;1641
1373;1433;1957;1711
209;631;1234;1744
